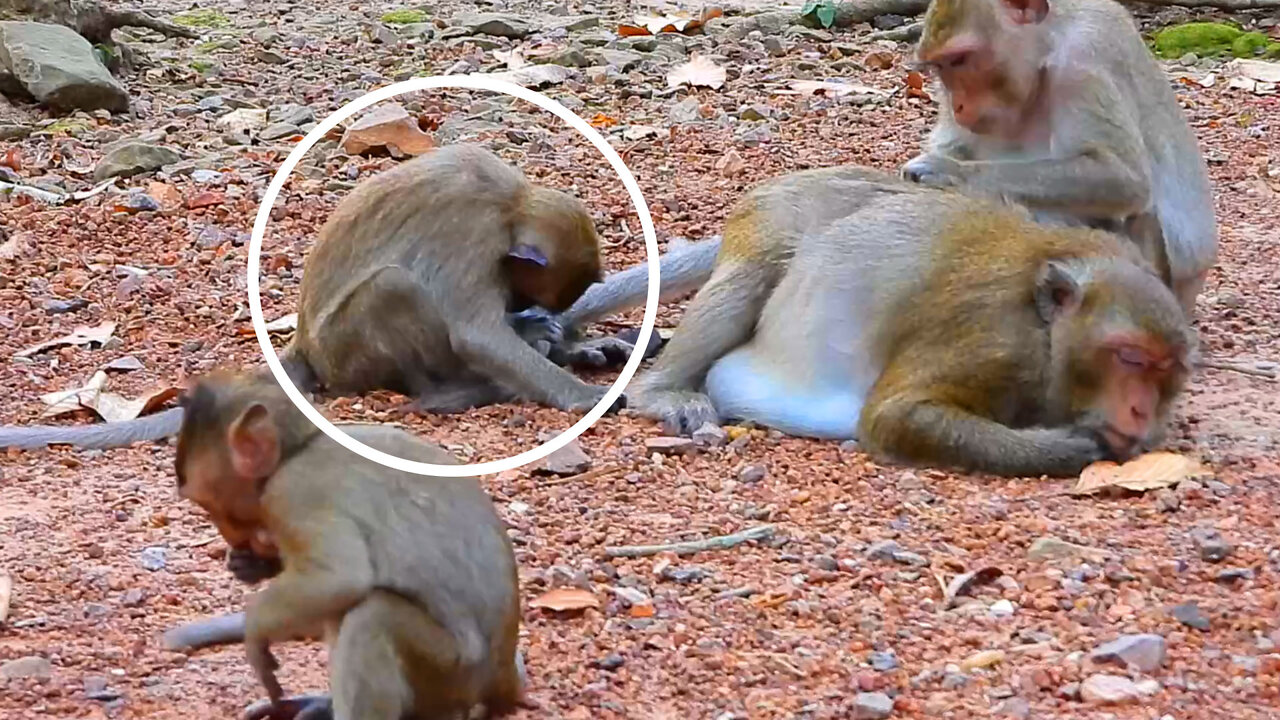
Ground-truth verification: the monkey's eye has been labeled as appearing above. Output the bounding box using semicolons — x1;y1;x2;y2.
947;52;970;69
1115;347;1148;370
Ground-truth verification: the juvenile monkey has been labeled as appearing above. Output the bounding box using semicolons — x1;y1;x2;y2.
553;168;1194;477
174;370;524;719
901;0;1217;314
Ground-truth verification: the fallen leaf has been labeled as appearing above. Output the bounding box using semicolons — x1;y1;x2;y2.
103;355;145;372
0;571;10;624
93;385;182;424
778;79;888;98
620;10;712;36
589;112;619;128
16;321;117;358
629;603;656;618
477;64;576;88
667;54;726;90
340;102;436;157
1070;452;1211;496
265;313;298;333
622;124;659;141
40;371;110;418
906;71;925;90
529;587;600;612
960;649;1006;671
493;48;529;69
217;108;268;134
944;566;1004;609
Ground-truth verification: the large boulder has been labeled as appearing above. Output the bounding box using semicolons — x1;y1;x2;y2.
0;22;128;113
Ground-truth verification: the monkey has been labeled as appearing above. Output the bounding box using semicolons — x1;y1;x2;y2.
537;167;1194;477
173;370;524;719
900;0;1218;315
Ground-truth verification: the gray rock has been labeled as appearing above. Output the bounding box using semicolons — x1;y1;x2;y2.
892;550;928;567
455;13;533;39
0;655;52;680
0;123;32;140
269;104;315;126
1191;527;1233;563
585;48;644;72
853;691;894;719
94;142;180;182
762;36;787;56
197;95;225;111
253;49;287;65
251;27;281;46
1080;674;1142;705
868;651;898;672
1171;602;1210;630
669;97;701;124
1216;567;1254;584
545;15;600;33
866;540;902;561
137;546;168;572
942;672;969;689
738;465;766;483
535;439;592;476
1090;634;1166;673
0;22;127;112
872;14;907;30
1155;488;1180;512
692;422;728;447
260;122;300;140
550;47;590;67
396;23;436;40
1027;535;1095;561
646;436;697;456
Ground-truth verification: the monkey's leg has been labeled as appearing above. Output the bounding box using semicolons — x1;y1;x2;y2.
859;391;1109;478
407;381;515;415
629;259;778;435
330;592;471;720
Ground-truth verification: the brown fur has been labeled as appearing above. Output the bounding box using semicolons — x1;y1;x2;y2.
174;372;523;720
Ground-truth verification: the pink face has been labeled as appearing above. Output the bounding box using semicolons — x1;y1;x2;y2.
1093;338;1182;457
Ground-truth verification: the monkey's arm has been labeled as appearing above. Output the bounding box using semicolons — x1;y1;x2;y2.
858;387;1108;478
0;406;184;450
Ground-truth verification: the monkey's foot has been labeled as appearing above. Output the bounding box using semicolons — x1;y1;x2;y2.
243;694;332;720
630;390;720;436
901;153;964;188
549;335;636;369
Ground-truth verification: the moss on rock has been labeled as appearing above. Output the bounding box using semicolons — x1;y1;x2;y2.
1153;22;1280;59
381;9;430;24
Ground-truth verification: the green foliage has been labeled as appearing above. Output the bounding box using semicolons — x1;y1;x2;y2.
381;9;430;24
1150;22;1280;60
189;60;215;73
173;9;232;29
801;0;838;29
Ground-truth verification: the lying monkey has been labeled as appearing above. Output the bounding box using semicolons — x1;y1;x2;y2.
543;167;1195;477
0;144;627;451
171;370;525;719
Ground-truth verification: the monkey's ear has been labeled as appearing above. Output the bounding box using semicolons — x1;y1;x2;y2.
1002;0;1049;24
507;243;549;268
227;403;281;482
1034;261;1081;323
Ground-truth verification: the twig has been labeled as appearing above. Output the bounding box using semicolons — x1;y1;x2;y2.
1198;359;1278;381
604;524;776;558
539;465;623;486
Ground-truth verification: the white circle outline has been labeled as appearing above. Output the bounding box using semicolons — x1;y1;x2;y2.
248;76;658;477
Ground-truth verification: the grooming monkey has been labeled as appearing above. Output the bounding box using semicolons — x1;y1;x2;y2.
172;370;524;720
544;168;1194;477
901;0;1218;314
0;144;625;451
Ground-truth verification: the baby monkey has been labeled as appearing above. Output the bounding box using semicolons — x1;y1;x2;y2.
174;370;523;719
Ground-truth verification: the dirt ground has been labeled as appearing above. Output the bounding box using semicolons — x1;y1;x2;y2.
1;0;1278;718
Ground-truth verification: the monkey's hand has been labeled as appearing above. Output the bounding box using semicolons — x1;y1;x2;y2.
630;390;720;436
228;547;283;585
549;336;636;369
902;154;967;189
246;639;284;706
244;694;332;720
565;385;627;415
507;309;565;353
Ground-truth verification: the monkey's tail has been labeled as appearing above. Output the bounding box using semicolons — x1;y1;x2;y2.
563;237;722;328
0;406;186;451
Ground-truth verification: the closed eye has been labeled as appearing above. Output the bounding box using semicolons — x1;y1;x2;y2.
947;52;970;69
1116;347;1148;369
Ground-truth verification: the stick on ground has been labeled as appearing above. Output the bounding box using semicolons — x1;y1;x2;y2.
605;524;777;558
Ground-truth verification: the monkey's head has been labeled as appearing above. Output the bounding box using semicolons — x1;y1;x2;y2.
504;187;603;313
1037;258;1193;460
916;0;1050;136
175;371;318;564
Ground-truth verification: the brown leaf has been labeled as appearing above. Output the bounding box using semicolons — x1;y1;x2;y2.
960;649;1006;671
1070;452;1211;496
340;102;437;157
906;71;925;90
16;321;117;358
943;566;1003;609
667;54;726;90
589;113;619;128
40;372;180;423
529;587;600;612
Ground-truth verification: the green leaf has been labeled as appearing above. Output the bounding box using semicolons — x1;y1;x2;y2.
801;0;819;16
817;3;836;28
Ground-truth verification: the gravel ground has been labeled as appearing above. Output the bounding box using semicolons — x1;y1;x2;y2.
1;1;1278;718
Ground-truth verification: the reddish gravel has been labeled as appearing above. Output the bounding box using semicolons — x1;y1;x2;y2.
1;1;1278;719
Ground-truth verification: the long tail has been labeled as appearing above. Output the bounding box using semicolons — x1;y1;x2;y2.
0;406;186;451
563;237;722;328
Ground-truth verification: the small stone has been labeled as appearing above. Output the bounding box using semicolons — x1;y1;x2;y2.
645;436;697;456
93;142;181;182
1191;527;1233;563
872;13;907;30
1207;480;1232;496
868;651;898;672
989;599;1015;618
668;97;701;123
137;546;168;571
942;671;969;689
853;691;894;719
812;554;838;572
0;655;52;680
738;465;766;483
1171;602;1210;630
1216;567;1255;584
454;12;533;39
596;653;625;671
121;588;146;607
44;298;88;314
1028;535;1095;561
865;540;902;561
1080;674;1142;705
892;550;928;567
1056;682;1081;700
1179;51;1198;65
1155;488;1180;512
259;122;300;140
1231;655;1259;674
692;422;728;447
535;439;592;476
1090;634;1166;673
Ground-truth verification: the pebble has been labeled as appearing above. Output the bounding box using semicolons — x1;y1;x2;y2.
853;691;894;719
1080;674;1143;705
868;651;899;672
645;436;698;456
1191;527;1233;563
1056;682;1081;700
535;440;591;475
596;653;625;671
1155;488;1180;512
137;546;168;571
1090;634;1166;673
989;599;1016;618
865;540;902;561
737;464;766;483
1028;535;1096;561
1171;601;1211;630
0;655;52;680
1216;567;1254;584
692;422;729;447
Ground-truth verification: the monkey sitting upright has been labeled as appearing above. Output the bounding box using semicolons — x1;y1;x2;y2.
541;167;1195;478
901;0;1218;315
172;370;524;720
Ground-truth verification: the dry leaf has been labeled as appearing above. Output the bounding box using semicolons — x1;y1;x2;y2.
589;112;619;128
529;587;600;612
0;571;10;624
622;124;659;141
865;51;896;70
629;603;656;618
943;566;1004;609
16;321;117;358
265;313;298;333
667;54;726;90
340;102;436;157
478;64;575;88
0;234;21;260
778;79;887;98
40;372;180;422
1070;452;1210;496
960;649;1006;671
493;48;529;69
217;108;268;134
41;371;109;418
